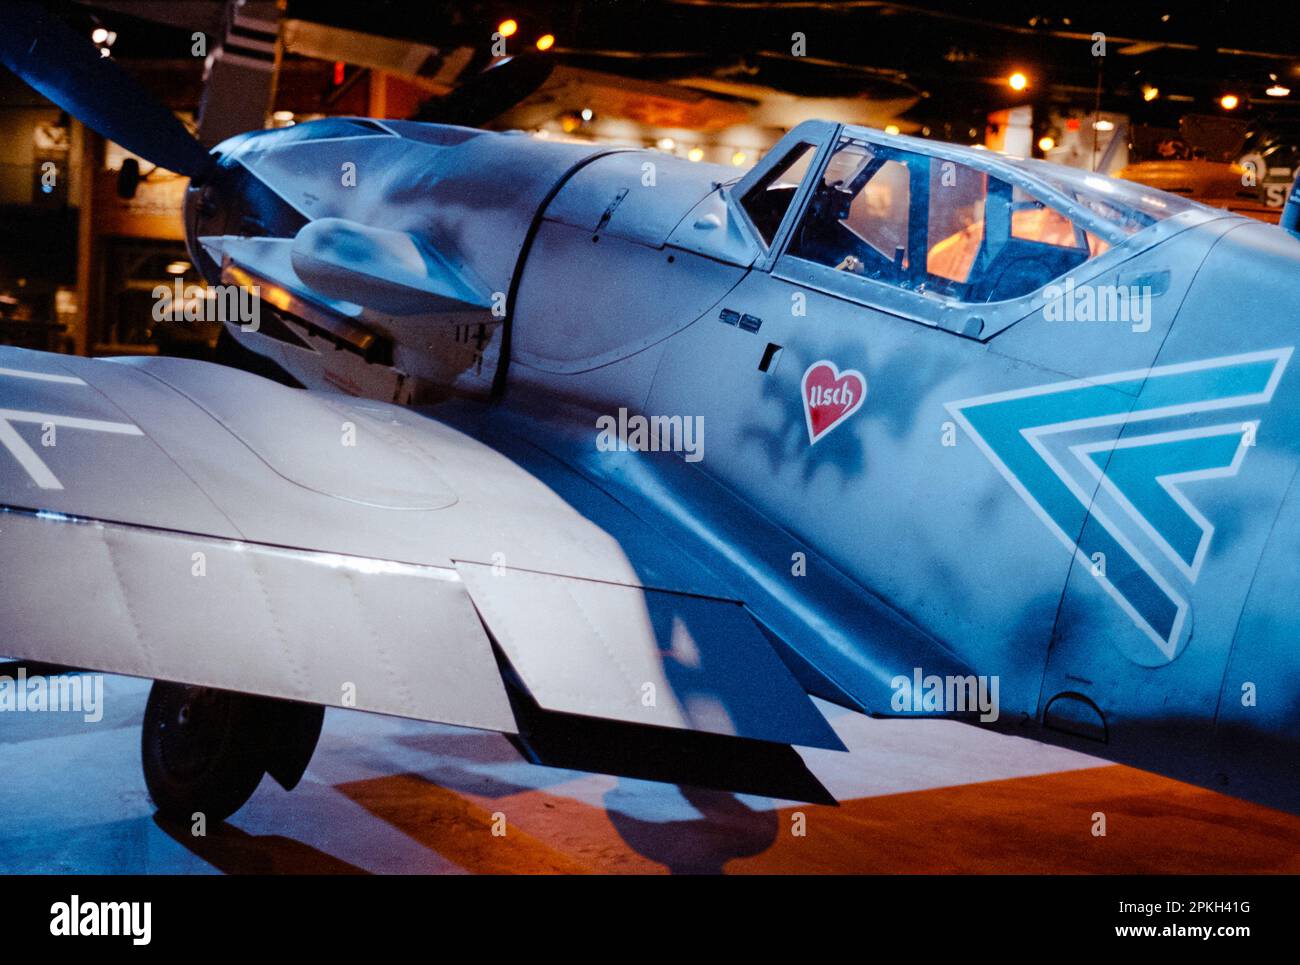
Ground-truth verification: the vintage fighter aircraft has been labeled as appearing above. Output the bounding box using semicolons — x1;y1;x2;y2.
2;4;1299;821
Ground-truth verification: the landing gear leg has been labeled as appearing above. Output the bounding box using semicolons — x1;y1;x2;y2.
141;681;324;823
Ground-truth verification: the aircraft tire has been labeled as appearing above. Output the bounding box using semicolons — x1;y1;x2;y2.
141;681;269;823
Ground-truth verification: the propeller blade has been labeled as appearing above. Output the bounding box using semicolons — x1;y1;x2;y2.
0;1;214;179
415;54;555;126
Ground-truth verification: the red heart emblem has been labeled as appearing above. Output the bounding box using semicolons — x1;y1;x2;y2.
802;360;867;444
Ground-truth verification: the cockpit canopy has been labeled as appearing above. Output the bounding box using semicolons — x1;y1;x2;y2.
727;121;1217;338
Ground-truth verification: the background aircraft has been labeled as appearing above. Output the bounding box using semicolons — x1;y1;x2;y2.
2;1;1299;822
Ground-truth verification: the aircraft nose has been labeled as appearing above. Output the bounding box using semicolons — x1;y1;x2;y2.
184;148;309;285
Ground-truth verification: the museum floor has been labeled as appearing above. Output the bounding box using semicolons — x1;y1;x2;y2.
2;673;1297;874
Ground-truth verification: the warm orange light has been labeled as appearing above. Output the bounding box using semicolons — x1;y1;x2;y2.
497;19;518;38
687;147;704;162
1008;71;1028;92
1220;93;1240;110
535;33;555;51
884;124;901;135
1038;135;1055;152
1142;84;1159;101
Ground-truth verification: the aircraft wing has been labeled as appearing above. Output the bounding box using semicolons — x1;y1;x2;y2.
0;347;841;754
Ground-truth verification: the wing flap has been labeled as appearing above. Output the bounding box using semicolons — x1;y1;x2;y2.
456;562;844;750
0;507;517;732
